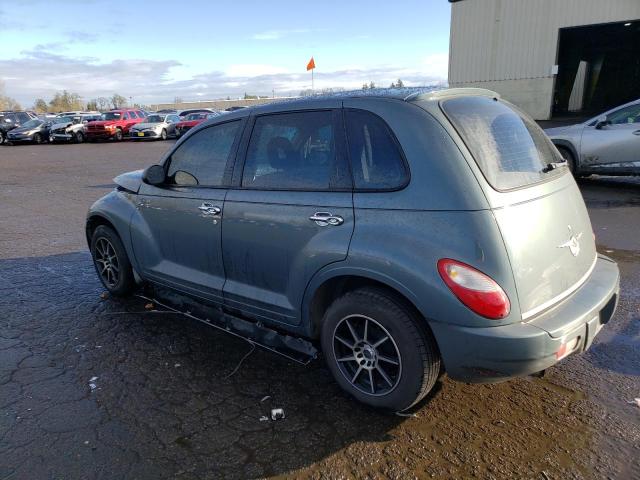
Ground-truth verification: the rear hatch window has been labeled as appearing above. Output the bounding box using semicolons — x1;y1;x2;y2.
441;96;564;190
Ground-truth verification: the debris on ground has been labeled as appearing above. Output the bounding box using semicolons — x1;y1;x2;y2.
99;292;109;300
223;343;256;379
270;408;285;421
89;376;98;391
541;471;550;480
174;363;181;368
627;398;640;408
260;396;271;403
144;302;155;310
395;411;418;418
259;415;269;422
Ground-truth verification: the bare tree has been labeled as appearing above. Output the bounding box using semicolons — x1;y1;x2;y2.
111;94;127;109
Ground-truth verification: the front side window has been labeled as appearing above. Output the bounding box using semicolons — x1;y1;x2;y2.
128;111;137;119
242;111;338;190
607;104;640;125
442;96;563;190
167;120;241;186
345;110;408;190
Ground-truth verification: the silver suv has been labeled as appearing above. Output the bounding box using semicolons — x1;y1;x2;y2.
86;89;619;411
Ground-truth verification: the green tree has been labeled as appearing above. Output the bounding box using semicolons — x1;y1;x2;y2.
111;94;127;109
33;98;48;113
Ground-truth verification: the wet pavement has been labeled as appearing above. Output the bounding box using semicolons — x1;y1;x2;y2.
1;142;639;479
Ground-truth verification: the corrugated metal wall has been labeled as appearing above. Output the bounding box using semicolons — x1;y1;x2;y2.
449;0;640;84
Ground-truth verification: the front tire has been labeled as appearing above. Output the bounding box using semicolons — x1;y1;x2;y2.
90;225;135;296
0;131;5;144
160;129;167;140
33;133;43;144
114;128;123;141
75;131;84;143
320;288;441;411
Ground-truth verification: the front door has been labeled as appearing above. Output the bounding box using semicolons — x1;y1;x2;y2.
222;108;354;325
131;120;244;303
580;102;640;171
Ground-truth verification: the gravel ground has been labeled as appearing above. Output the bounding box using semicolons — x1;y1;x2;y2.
0;141;638;479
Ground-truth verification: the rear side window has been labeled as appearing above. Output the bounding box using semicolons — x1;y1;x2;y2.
345;110;408;190
442;96;562;190
242;111;343;190
167;120;241;186
129;111;138;119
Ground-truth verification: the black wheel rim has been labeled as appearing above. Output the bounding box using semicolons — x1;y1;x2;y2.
94;238;120;288
332;314;402;396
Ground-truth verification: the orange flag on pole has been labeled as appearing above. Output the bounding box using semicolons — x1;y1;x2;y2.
306;57;316;71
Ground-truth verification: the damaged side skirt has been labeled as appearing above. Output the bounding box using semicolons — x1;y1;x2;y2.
137;285;318;365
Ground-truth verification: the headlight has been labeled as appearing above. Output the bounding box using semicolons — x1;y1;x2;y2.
105;125;114;130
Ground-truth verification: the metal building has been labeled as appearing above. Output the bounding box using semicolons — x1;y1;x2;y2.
448;0;640;119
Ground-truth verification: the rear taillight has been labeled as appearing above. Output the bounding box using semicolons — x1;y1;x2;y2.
437;258;510;319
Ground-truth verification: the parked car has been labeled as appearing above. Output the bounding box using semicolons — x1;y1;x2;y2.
175;112;220;138
129;113;181;140
0;111;38;144
86;89;619;411
49;114;101;143
545;98;640;176
85;109;146;141
156;109;177;114
4;118;52;144
178;108;215;117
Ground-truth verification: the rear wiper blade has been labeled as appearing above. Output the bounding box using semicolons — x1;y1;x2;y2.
541;161;567;173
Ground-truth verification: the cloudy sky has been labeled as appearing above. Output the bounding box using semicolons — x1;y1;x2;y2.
0;0;451;106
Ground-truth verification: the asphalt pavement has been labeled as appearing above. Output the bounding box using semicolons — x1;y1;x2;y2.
0;141;638;479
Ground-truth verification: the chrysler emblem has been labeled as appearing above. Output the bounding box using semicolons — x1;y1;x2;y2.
558;225;582;257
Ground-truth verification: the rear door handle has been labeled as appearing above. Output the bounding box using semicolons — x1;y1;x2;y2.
198;203;221;215
309;211;344;226
633;130;640;136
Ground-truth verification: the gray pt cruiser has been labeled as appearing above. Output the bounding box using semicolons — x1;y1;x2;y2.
86;88;620;411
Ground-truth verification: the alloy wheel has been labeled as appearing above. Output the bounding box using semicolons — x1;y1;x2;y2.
94;237;120;288
332;314;402;396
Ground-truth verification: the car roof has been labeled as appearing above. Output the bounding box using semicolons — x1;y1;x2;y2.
194;87;499;125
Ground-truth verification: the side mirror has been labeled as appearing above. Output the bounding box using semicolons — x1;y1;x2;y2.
595;116;609;129
142;164;166;185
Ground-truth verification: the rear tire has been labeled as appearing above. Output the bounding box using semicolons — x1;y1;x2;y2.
320;287;441;411
160;129;167;140
33;133;43;144
0;131;5;144
75;131;84;143
90;225;135;297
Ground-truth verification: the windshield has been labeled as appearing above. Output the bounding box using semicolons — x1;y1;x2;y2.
22;119;43;129
441;96;564;190
186;113;207;120
101;112;122;120
54;116;73;124
145;115;165;123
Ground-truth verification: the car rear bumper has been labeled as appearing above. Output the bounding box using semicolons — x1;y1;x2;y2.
430;254;620;383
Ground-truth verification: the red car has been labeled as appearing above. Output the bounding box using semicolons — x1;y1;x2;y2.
85;109;146;141
175;112;220;138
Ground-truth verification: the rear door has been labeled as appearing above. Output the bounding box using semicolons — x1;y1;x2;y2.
221;106;354;326
131;119;244;303
441;96;597;320
580;102;640;171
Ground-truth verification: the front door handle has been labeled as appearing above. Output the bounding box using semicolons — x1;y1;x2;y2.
633;130;640;136
309;211;344;226
198;203;221;215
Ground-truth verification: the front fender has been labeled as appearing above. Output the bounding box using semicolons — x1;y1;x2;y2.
86;190;139;273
